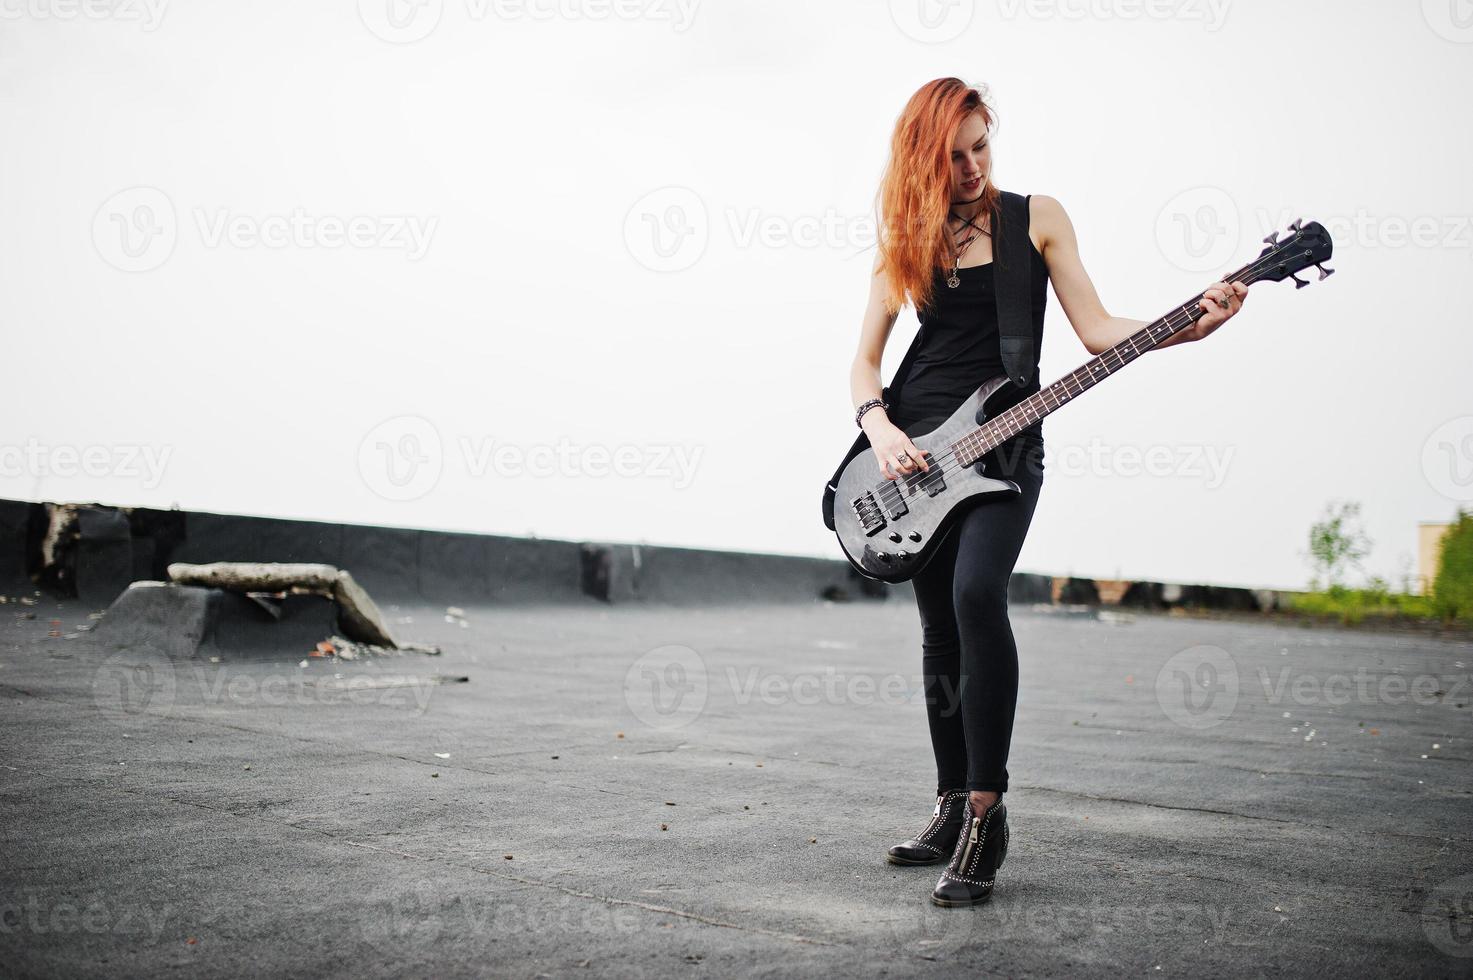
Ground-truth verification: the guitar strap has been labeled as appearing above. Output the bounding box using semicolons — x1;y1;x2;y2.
820;189;1035;533
992;189;1036;391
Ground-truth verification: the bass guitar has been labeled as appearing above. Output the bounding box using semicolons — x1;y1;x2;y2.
828;218;1335;584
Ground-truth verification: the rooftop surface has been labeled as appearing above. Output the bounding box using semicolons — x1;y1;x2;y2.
2;594;1470;977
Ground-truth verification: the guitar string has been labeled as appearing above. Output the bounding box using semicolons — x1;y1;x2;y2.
855;245;1317;513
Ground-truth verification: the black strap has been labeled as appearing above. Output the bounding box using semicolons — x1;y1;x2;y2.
992;189;1035;389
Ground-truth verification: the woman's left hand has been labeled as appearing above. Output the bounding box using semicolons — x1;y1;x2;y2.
1181;280;1248;342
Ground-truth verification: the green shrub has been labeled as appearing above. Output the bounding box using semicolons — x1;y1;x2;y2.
1431;508;1473;624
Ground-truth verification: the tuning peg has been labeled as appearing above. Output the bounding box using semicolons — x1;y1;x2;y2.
1289;270;1308;288
1262;231;1280;246
1316;263;1334;280
1289;218;1303;232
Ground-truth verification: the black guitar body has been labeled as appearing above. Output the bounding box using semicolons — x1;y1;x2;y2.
832;374;1025;584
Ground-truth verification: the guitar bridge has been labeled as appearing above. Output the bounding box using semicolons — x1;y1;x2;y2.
850;490;888;536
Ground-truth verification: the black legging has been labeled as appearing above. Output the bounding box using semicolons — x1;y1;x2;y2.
910;437;1045;796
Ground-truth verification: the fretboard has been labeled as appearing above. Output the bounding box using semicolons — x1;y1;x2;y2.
952;290;1219;468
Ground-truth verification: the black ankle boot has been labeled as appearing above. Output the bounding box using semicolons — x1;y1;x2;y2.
930;795;1008;906
886;789;968;866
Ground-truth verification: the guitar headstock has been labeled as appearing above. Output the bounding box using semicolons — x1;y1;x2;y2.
1248;218;1335;289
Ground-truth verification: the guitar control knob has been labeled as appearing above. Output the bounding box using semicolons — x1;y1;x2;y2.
908;531;922;542
888;532;902;542
876;552;892;563
897;551;909;559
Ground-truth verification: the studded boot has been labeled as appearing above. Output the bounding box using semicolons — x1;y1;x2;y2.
886;789;968;866
930;794;1008;906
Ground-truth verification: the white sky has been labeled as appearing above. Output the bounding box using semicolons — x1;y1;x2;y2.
2;0;1470;592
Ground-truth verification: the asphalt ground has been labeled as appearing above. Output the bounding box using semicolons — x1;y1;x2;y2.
1;593;1470;978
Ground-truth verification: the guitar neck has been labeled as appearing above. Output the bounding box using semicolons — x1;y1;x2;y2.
954;259;1253;467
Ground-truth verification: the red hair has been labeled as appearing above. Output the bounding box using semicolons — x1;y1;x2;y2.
874;78;1000;317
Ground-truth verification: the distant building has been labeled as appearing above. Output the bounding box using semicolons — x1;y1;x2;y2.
1418;522;1451;595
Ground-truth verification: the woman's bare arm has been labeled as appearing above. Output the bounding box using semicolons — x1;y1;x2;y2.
848;251;931;480
1031;194;1246;355
849;250;900;430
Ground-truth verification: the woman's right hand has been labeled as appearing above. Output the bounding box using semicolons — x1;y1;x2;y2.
868;422;930;481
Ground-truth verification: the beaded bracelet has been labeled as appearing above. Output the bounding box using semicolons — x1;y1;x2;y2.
855;397;888;428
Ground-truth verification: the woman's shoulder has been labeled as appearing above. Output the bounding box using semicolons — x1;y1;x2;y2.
1022;193;1068;253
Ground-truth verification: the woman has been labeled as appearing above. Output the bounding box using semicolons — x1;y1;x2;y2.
849;77;1247;908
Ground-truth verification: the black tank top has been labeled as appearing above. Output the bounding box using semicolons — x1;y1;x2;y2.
888;196;1048;450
